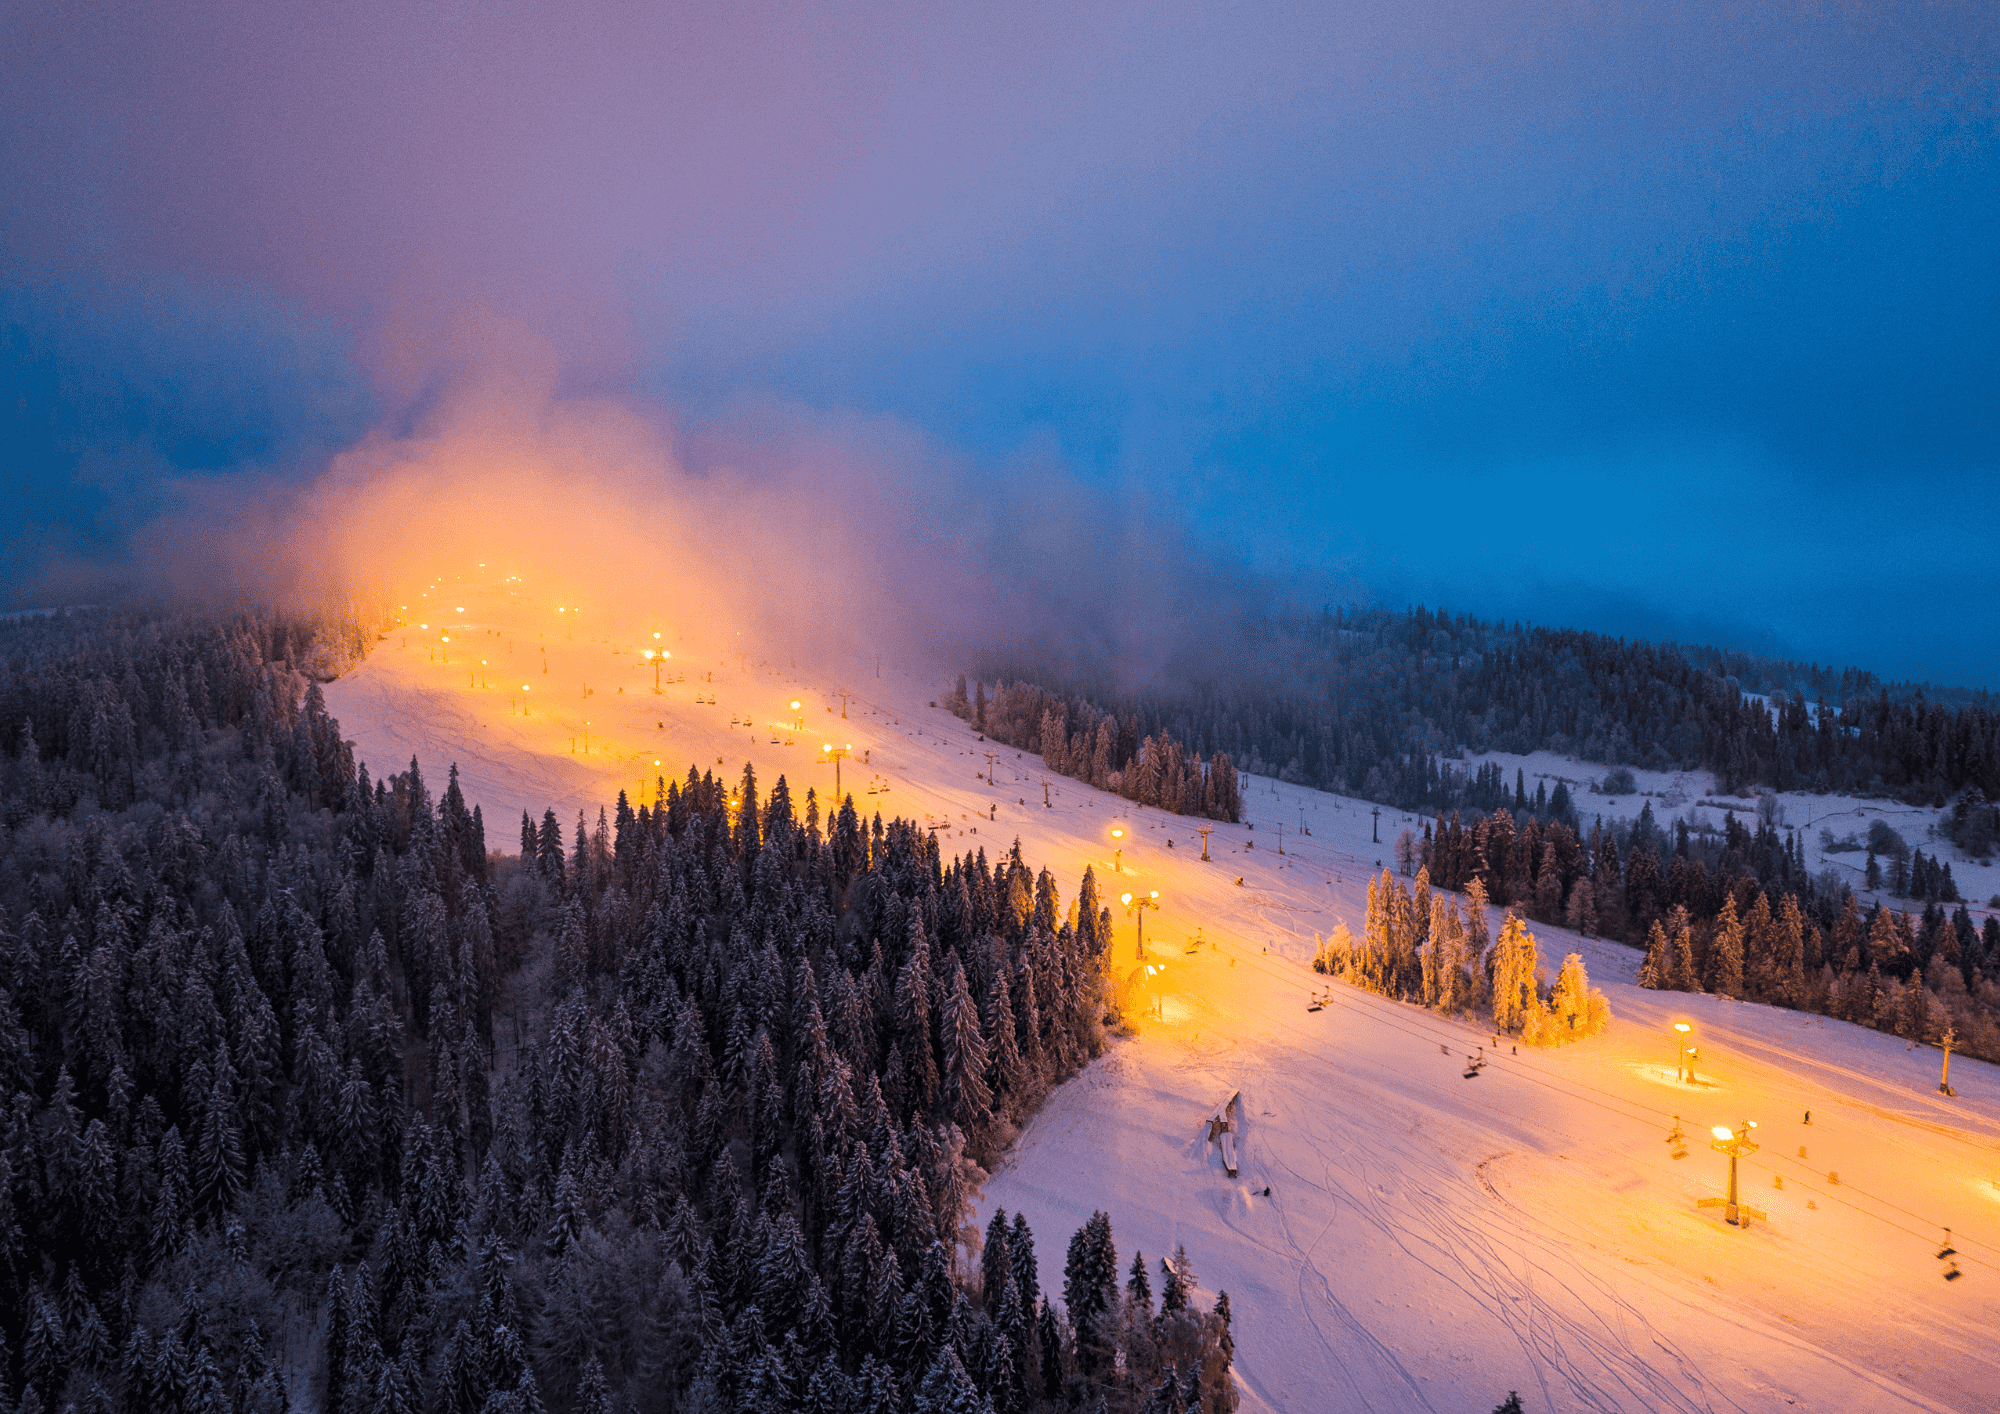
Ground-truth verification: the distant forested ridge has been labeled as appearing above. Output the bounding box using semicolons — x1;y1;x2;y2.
943;678;1242;824
966;605;2000;809
0;608;1236;1413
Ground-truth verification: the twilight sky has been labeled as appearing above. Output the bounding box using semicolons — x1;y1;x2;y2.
3;0;1996;685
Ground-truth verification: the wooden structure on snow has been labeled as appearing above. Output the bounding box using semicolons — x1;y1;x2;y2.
1203;1090;1241;1177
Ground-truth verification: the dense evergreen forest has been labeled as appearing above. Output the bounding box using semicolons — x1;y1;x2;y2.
968;606;2000;809
0;608;1237;1413
942;681;1241;825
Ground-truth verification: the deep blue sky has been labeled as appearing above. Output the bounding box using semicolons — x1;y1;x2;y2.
3;1;1996;685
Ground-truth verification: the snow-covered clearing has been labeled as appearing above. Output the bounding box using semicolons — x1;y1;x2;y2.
326;574;2000;1413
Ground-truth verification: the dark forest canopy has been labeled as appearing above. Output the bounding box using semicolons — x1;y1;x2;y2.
968;605;2000;810
0;607;1237;1414
942;678;1242;826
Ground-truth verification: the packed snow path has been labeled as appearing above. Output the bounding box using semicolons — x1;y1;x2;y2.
327;574;2000;1413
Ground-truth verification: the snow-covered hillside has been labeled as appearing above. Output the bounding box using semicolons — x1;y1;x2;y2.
325;572;2000;1413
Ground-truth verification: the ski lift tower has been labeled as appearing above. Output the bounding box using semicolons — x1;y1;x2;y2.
821;742;852;802
1121;889;1160;961
1699;1121;1765;1227
1371;806;1381;843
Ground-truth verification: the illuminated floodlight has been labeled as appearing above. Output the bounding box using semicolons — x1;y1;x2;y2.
440;636;450;643
791;700;801;710
653;631;661;639
1712;1126;1733;1141
1674;1022;1692;1033
456;607;464;612
1121;892;1133;906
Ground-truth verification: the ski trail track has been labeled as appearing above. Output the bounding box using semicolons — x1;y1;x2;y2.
1218;993;1731;1414
325;580;2000;1414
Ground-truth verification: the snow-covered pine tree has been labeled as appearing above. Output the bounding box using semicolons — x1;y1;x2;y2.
1637;918;1669;990
1708;893;1744;998
1127;1251;1153;1319
1489;914;1540;1034
1547;953;1610;1043
941;957;993;1135
1665;905;1698;992
1064;1211;1119;1374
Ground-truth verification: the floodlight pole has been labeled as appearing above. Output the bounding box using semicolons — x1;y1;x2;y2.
1700;1120;1764;1227
823;744;851;802
1123;891;1159;961
1197;824;1213;861
1371;807;1381;843
1940;1026;1958;1097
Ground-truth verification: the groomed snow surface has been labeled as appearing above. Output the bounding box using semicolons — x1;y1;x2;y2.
327;575;2000;1413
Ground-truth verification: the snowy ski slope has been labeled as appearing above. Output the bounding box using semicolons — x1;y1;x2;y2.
325;571;2000;1414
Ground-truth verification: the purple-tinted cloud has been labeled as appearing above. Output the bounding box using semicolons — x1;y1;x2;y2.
4;1;1996;681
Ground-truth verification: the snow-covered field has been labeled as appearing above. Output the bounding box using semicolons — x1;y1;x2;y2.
326;573;2000;1413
